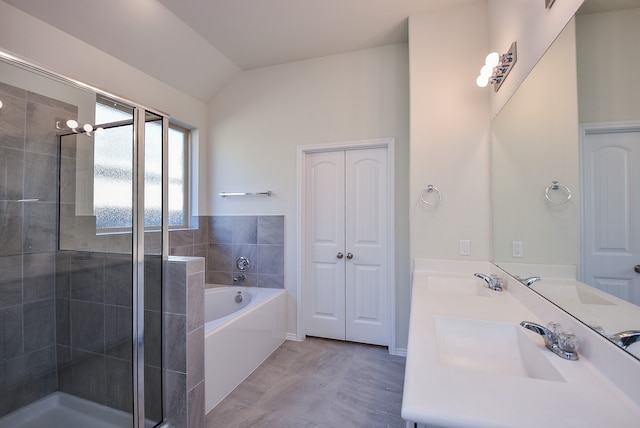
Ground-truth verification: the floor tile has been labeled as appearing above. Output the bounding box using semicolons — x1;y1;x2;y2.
206;337;406;428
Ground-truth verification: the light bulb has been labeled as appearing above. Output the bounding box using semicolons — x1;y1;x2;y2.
0;100;3;109
83;123;93;133
66;119;79;129
95;127;105;135
485;52;500;68
476;75;489;88
480;64;493;78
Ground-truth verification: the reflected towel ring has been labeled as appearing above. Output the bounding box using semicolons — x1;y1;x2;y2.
420;185;441;206
545;181;571;205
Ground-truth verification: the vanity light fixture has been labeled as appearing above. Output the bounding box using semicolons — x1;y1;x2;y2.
476;41;517;92
56;118;104;136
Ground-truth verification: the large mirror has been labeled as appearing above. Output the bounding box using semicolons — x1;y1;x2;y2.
491;0;640;360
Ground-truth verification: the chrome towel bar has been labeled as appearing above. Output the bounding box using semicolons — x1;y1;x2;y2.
219;191;272;197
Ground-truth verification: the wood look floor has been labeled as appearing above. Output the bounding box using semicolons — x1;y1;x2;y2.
205;337;407;428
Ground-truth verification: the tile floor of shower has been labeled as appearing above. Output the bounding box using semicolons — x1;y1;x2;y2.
206;337;407;428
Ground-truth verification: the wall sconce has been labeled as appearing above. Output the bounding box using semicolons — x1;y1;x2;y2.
56;119;104;136
476;41;517;92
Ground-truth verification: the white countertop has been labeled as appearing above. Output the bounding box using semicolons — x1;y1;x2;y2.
402;264;640;427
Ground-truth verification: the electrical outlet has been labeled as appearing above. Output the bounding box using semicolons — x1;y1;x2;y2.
459;240;471;256
512;241;524;258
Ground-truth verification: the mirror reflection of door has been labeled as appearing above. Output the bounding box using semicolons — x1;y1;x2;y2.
581;124;640;305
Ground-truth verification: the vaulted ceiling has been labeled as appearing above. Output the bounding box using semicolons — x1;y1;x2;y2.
3;0;477;102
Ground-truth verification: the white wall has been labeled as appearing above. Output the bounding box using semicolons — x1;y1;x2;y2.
488;0;584;117
492;20;580;266
207;44;411;348
577;7;640;123
409;2;492;263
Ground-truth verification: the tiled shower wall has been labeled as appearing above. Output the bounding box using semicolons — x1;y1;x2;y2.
169;215;285;289
0;82;76;417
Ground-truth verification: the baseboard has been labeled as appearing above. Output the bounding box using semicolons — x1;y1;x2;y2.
392;347;407;357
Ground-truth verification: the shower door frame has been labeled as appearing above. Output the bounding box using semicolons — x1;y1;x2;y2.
0;50;170;428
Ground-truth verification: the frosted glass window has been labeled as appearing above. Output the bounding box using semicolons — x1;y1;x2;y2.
94;101;189;230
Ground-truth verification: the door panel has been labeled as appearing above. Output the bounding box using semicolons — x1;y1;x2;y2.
305;151;346;340
345;148;389;345
582;128;640;305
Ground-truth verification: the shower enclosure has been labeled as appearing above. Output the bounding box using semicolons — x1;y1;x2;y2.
0;52;168;427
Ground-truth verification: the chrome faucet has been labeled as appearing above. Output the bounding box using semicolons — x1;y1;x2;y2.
520;321;579;360
474;273;503;291
233;274;245;283
521;276;541;286
608;330;640;349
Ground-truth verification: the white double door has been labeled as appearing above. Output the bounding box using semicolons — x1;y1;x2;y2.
581;124;640;305
304;147;389;346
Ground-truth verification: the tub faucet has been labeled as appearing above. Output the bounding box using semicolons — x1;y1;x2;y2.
520;321;579;360
608;330;640;349
474;273;503;291
233;274;245;283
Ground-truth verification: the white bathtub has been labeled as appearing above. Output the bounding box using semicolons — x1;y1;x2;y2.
204;286;286;413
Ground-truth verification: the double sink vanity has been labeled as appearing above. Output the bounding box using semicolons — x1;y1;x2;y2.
402;259;640;428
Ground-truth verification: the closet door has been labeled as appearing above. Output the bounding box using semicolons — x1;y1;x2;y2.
345;148;389;346
305;151;346;340
304;147;389;346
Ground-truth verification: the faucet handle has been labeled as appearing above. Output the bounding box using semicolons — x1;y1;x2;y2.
490;274;504;291
558;332;579;353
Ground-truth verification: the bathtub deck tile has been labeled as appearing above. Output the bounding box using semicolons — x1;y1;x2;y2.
206;337;406;428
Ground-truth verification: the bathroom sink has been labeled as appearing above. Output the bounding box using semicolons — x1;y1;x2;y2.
425;276;493;297
433;317;566;382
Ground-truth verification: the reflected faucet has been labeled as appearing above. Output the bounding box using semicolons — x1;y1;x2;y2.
474;273;503;291
521;276;541;286
520;321;579;360
608;330;640;349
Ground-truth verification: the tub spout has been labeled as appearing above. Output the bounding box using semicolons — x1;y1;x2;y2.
233;274;245;283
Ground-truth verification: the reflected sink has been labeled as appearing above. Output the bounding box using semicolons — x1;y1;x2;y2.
433;317;566;382
425;276;492;297
532;283;615;305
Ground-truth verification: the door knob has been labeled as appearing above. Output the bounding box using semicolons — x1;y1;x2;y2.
635;265;640;274
337;252;344;259
346;253;354;260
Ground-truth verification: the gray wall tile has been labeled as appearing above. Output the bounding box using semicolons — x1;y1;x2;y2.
0;255;22;308
233;216;257;244
23;252;55;303
0;305;23;360
0;201;23;256
258;245;285;275
23;298;55;353
258;216;285;245
208;216;232;243
105;357;133;413
23;202;57;253
0;147;24;201
0;90;26;151
105;305;133;361
70;300;105;353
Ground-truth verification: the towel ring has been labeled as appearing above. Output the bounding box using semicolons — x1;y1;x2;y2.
545;181;571;205
420;185;441;206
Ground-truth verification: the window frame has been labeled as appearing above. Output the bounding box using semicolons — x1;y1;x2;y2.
93;98;192;233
